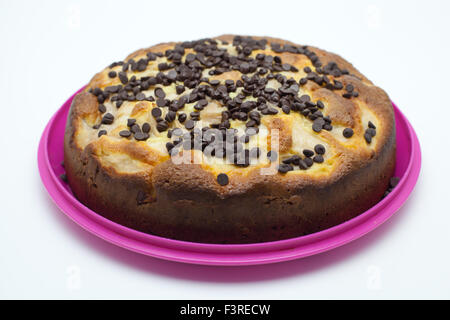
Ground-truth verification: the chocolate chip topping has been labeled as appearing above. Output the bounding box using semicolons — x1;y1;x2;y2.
134;132;149;141
314;144;326;155
364;121;377;144
313;155;324;163
60;173;68;182
217;173;229;186
88;36;363;173
383;176;400;198
278;163;294;173
389;177;400;188
119;130;131;138
151;108;162;118
303;149;314;157
156;121;169;132
364;132;373;144
343;128;354;138
101;113;114;125
142;122;151;133
154;88;166;99
185;119;195;130
98;104;106;113
118;72;128;84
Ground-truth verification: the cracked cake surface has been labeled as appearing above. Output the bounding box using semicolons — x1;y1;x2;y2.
64;35;396;243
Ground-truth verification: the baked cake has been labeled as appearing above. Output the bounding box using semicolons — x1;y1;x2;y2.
64;35;396;244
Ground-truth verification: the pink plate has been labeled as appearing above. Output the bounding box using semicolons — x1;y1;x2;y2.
38;87;421;266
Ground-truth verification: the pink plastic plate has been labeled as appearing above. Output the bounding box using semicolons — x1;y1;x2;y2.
38;87;421;266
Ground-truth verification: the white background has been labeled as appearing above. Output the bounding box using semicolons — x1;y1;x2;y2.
1;0;449;299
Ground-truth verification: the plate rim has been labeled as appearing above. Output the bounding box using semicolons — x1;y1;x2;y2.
37;88;422;266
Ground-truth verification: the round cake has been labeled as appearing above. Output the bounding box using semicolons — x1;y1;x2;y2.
64;35;396;244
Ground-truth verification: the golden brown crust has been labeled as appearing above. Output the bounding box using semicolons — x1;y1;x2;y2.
64;35;396;243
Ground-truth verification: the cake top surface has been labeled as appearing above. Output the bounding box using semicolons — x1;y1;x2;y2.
68;34;394;191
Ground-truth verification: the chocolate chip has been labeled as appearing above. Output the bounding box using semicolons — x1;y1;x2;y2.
158;63;169;71
60;173;68;182
142;122;151;133
343;128;354;138
281;105;291;114
364;132;372;143
134;132;149;141
172;128;183;136
156;98;167;107
136;92;146;101
127;118;136;127
165;111;177;123
345;84;354;92
389;177;400;188
267;107;279;115
176;85;185;94
108;71;117;78
333;81;343;90
92;88;102;96
298;159;308;170
167;70;177;81
118;72;128;84
98;104;106;113
316;100;325;109
166;142;175;153
313;155;324;163
98;130;107;137
299;94;311;102
366;128;376;137
304;157;313;167
130;124;141;134
278;163;293;173
343;92;352;99
119;130;131;137
185;119;195;130
178;113;187;123
185;53;196;63
239;62;250;73
282;63;291;71
314;144;326;154
303;149;314;157
312;119;324;132
368;121;376;129
156;121;169;132
154;88;166;98
101;113;114;125
151;108;162;118
217;173;229;186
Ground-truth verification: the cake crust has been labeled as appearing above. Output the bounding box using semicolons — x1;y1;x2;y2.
64;35;396;243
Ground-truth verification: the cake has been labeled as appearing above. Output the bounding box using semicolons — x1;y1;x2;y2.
64;35;396;244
